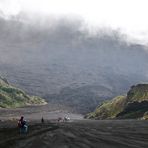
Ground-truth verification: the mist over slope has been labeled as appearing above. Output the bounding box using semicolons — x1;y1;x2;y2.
0;14;148;113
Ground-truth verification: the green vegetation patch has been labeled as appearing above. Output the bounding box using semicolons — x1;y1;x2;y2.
86;84;148;120
0;76;47;108
86;96;127;119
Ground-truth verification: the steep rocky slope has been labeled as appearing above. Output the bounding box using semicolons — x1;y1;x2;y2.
86;84;148;119
0;76;46;108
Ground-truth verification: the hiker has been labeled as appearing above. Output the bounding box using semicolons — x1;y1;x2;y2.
41;117;44;123
18;116;28;134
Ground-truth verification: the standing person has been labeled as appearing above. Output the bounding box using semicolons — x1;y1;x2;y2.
18;116;28;134
41;117;44;123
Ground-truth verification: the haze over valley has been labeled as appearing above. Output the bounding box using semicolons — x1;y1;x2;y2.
0;12;148;113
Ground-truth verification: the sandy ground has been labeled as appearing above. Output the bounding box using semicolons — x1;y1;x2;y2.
0;106;148;148
0;105;83;121
0;120;148;148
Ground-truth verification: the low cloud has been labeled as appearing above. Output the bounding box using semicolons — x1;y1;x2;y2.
0;14;148;96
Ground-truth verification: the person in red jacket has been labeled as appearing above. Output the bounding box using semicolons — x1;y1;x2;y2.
18;116;28;133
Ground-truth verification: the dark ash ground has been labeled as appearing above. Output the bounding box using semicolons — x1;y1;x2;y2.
0;119;148;148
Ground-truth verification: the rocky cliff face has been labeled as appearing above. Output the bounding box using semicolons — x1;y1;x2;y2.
0;76;47;108
86;84;148;119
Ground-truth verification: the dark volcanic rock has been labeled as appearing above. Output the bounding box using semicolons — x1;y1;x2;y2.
87;84;148;119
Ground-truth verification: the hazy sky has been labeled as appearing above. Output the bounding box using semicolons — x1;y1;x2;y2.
0;0;148;44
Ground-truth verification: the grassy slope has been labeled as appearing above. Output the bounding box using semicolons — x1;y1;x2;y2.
86;84;148;119
127;84;148;102
0;76;47;108
143;111;148;120
86;96;127;119
118;84;148;119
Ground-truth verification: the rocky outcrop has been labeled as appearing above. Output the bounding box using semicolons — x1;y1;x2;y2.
0;76;47;108
86;84;148;119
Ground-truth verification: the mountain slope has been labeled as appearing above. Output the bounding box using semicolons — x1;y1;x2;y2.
45;85;115;113
85;96;127;119
0;76;47;108
1;16;148;113
86;84;148;119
